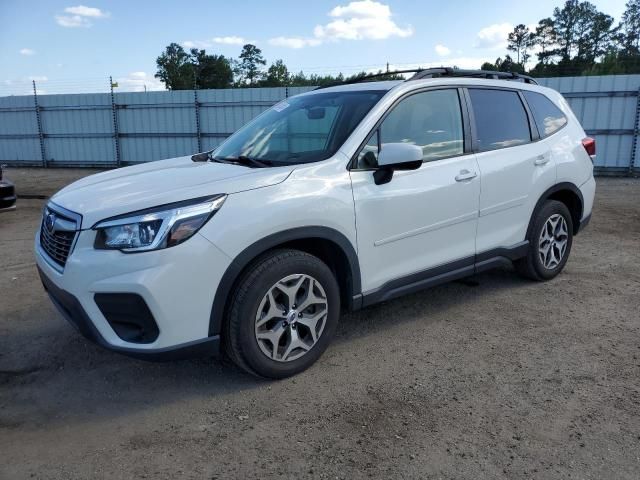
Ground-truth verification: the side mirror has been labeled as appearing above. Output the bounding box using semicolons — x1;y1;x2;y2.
374;142;423;185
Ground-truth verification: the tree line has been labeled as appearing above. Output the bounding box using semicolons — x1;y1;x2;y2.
155;0;640;90
482;0;640;76
155;42;403;90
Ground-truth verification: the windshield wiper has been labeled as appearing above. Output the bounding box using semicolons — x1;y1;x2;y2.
212;155;272;168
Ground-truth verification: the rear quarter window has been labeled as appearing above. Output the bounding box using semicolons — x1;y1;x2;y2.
523;91;568;138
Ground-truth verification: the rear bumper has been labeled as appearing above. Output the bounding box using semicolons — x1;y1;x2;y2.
577;176;596;234
576;213;591;234
38;265;220;361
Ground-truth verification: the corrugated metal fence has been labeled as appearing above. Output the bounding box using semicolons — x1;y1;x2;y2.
538;75;640;174
1;75;639;174
0;86;314;168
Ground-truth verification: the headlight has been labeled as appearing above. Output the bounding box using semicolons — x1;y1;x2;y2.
93;195;226;252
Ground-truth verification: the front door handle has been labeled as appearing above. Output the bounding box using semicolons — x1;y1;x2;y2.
534;155;550;166
455;169;477;182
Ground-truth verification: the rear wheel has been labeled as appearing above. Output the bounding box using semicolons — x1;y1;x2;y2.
224;249;340;378
515;200;573;281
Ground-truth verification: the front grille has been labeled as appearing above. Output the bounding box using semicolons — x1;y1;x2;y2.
39;206;80;269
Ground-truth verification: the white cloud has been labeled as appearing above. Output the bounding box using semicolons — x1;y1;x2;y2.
55;15;92;27
114;71;165;92
64;5;109;17
329;0;390;18
182;40;203;49
434;44;450;57
268;37;322;49
55;5;109;28
269;0;412;48
183;36;251;49
20;48;36;56
475;22;513;49
27;75;48;82
213;36;246;45
315;0;412;41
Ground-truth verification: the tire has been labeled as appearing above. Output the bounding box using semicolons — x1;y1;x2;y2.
224;249;340;378
515;200;574;281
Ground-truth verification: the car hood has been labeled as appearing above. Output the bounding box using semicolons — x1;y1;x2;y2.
51;156;293;228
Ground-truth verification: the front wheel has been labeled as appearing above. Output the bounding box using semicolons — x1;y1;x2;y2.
515;200;574;281
224;249;340;378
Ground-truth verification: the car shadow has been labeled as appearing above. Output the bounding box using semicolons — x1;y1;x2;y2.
334;265;529;344
0;265;531;428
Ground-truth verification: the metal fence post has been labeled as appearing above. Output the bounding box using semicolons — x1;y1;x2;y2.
110;76;121;167
33;80;46;167
632;87;640;176
194;82;202;152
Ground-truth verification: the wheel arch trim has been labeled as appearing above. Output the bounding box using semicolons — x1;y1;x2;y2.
527;182;584;238
208;226;361;336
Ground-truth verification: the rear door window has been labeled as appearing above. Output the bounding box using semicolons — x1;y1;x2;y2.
523;91;567;137
468;89;531;152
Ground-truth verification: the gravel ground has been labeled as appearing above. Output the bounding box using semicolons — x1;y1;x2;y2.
1;168;639;479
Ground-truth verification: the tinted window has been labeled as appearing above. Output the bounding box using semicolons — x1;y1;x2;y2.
468;89;531;152
380;89;464;163
523;91;567;137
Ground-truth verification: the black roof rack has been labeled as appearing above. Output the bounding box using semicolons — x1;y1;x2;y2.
313;66;537;90
313;69;425;90
407;67;538;84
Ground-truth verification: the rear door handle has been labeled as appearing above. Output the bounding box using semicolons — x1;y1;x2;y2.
455;169;477;182
534;155;550;166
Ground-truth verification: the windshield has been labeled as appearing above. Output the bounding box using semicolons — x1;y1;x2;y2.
213;90;386;166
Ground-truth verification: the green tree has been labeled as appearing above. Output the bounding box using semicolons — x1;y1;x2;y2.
155;43;194;90
579;11;617;63
533;18;558;65
552;0;584;60
263;59;289;86
620;0;640;52
190;49;233;89
155;43;233;90
493;55;525;73
508;24;535;65
235;44;266;86
480;62;498;71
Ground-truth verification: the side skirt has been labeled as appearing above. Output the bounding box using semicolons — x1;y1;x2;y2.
356;241;529;309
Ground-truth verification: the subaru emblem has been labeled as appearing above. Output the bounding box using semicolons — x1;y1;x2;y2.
45;212;56;232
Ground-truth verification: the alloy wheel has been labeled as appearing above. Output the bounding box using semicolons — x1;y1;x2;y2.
538;213;569;270
254;274;328;362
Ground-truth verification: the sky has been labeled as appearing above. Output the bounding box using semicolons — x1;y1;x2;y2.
0;0;629;96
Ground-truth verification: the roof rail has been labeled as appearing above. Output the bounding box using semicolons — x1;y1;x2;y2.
312;66;538;91
313;69;424;90
407;67;538;85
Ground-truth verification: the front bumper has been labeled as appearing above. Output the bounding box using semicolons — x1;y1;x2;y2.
39;265;220;361
36;225;232;360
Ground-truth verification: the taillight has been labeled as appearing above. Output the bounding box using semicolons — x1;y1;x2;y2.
582;137;596;158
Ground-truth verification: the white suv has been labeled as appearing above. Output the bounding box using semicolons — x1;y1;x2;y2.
35;69;596;378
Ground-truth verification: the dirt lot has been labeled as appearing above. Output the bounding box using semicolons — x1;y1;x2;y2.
1;168;639;479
